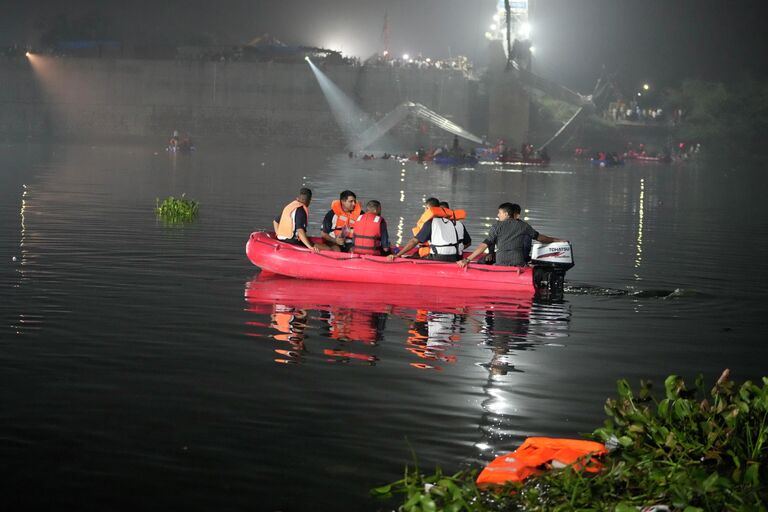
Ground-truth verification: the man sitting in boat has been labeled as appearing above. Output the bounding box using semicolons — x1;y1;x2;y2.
320;190;361;252
409;197;440;258
389;201;471;262
272;188;320;253
350;200;391;256
458;203;562;268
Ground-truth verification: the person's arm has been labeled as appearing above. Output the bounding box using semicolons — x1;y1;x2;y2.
380;220;391;254
387;237;418;260
320;211;344;246
296;228;319;253
457;242;488;268
294;208;319;253
462;228;471;250
535;233;564;244
389;221;431;260
272;218;279;233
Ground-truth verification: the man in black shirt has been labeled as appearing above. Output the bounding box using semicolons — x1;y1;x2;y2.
457;203;562;267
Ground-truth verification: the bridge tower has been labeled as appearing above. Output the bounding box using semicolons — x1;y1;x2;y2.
486;0;533;146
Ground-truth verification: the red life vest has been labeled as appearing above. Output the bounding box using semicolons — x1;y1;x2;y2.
351;212;383;255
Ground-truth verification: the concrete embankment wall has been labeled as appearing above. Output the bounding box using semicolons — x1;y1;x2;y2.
0;57;478;147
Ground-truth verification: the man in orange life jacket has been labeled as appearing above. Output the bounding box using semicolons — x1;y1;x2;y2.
408;197;441;258
321;190;361;252
350;200;391;256
272;187;320;253
389;201;471;262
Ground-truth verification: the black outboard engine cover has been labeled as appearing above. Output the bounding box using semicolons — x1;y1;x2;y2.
531;241;574;297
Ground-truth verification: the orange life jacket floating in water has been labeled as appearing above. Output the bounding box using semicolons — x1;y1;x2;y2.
412;207;467;257
330;199;361;241
476;437;607;487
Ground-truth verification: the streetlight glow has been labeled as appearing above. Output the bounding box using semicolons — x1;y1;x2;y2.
402;53;409;61
643;83;650;91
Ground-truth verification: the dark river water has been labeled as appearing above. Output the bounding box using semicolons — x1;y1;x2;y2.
1;142;767;510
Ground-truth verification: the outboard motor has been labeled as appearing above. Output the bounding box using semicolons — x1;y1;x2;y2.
531;241;574;298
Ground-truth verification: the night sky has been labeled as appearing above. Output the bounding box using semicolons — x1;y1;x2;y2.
2;0;766;92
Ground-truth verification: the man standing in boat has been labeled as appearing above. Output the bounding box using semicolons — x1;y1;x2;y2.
457;203;562;268
320;190;361;252
273;188;320;253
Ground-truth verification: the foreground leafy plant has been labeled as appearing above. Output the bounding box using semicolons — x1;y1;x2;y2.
155;194;199;224
374;370;768;511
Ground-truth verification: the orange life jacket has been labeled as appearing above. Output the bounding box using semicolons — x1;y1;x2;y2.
351;212;383;255
476;437;607;488
276;200;309;240
330;199;362;241
412;207;467;257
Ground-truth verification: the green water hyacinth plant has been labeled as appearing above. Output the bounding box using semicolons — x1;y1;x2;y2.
373;370;768;511
155;194;199;224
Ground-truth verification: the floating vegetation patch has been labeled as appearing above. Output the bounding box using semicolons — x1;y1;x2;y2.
373;370;768;511
155;194;199;224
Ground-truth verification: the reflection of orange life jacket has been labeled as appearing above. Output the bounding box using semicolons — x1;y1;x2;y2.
330;200;361;241
276;200;309;240
476;437;607;487
351;212;383;255
412;207;467;257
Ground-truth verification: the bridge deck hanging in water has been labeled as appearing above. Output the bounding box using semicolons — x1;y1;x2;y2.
354;102;484;150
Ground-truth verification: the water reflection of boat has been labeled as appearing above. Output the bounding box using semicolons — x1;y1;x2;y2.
246;232;574;294
244;274;539;368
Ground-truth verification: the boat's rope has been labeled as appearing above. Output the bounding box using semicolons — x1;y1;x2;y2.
250;235;529;274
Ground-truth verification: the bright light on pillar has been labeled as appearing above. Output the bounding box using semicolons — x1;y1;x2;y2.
520;22;532;39
643;83;650;91
637;92;642;97
402;53;409;61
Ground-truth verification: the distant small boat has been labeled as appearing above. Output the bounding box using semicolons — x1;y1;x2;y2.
432;154;478;166
625;152;671;163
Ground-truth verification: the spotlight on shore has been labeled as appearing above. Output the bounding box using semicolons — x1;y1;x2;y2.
306;57;375;149
304;56;310;62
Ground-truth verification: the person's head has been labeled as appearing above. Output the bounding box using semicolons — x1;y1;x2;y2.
424;197;440;209
438;201;450;209
339;190;357;212
497;202;521;221
366;199;382;215
297;187;312;206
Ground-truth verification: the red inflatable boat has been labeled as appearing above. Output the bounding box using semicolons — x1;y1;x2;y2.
245;232;574;294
